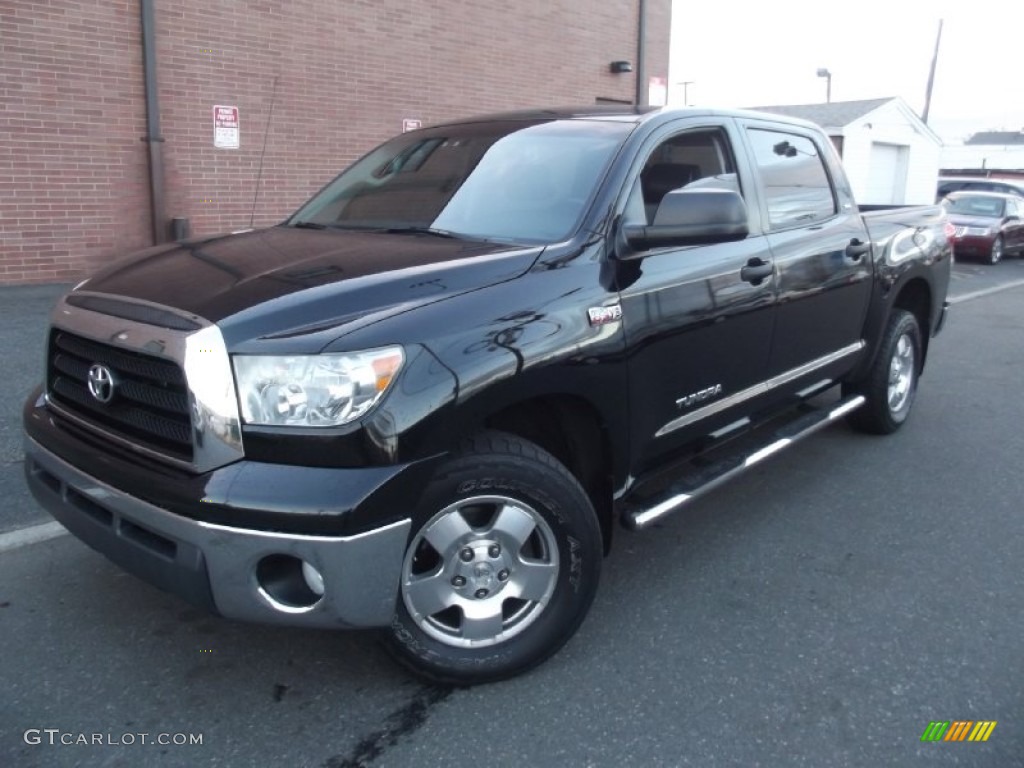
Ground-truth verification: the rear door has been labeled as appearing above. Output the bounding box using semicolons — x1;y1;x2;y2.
737;119;872;384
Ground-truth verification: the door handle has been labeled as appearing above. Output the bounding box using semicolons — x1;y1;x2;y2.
846;239;871;260
740;258;773;285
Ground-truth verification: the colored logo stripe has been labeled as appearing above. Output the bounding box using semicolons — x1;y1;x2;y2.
969;722;997;742
944;721;973;741
921;722;949;741
921;721;996;742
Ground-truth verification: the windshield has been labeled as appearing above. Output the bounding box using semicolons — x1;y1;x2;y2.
288;119;633;243
943;195;1006;218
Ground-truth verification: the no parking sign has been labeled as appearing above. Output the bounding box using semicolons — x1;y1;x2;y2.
213;105;240;149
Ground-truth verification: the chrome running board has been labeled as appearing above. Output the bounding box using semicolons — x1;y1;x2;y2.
622;394;865;531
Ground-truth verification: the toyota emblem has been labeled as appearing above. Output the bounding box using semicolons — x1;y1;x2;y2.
86;363;116;404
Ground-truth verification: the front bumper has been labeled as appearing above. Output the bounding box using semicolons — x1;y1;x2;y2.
24;436;412;628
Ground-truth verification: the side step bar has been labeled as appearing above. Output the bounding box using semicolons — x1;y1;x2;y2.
622;394;865;531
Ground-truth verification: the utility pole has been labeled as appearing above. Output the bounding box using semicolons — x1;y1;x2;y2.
922;19;943;125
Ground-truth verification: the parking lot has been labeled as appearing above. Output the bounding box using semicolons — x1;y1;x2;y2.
2;259;1023;767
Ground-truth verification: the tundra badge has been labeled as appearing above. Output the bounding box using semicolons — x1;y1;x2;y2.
676;384;723;409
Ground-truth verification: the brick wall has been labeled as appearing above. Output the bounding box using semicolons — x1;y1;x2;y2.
0;1;150;283
1;0;671;285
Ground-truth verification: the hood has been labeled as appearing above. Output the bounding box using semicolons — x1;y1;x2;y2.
77;226;542;349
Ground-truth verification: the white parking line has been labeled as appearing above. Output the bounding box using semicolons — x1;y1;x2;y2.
949;278;1024;305
0;521;68;554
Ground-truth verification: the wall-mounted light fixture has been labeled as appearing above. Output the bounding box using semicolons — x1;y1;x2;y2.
610;61;633;74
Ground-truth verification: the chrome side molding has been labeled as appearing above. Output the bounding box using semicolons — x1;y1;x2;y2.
655;341;865;438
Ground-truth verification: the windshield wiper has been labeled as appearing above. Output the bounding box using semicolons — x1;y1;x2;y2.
381;226;461;239
290;221;328;229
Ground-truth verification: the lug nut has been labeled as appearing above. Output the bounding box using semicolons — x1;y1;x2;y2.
459;547;474;562
474;588;489;599
488;544;501;558
451;575;466;587
497;569;509;582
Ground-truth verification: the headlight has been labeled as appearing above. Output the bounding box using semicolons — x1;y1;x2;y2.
233;346;404;427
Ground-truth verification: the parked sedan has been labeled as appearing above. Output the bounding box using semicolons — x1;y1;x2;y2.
941;191;1024;264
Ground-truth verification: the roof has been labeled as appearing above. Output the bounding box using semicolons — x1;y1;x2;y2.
438;105;659;125
425;105;817;130
965;131;1024;146
748;98;894;128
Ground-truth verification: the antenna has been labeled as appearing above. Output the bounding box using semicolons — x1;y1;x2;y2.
250;75;280;228
921;19;943;125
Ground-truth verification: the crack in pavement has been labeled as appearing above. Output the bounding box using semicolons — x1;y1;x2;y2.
323;684;454;768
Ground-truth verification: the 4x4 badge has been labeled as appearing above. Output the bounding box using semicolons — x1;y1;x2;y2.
587;304;622;327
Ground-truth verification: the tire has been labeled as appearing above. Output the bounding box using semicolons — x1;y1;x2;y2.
988;235;1003;265
384;431;602;685
844;309;921;435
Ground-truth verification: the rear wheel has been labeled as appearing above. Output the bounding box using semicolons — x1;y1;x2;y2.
385;431;602;685
844;309;921;435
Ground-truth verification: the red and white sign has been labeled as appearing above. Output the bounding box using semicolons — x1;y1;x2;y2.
213;105;240;149
402;118;422;133
648;77;667;107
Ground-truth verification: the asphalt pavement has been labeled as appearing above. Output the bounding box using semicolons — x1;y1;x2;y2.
1;260;1023;767
1;283;69;534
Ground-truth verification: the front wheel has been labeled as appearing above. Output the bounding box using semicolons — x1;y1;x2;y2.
384;431;602;685
988;235;1003;265
844;309;921;435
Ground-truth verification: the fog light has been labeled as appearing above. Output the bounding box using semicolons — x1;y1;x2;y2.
301;560;325;596
255;554;323;612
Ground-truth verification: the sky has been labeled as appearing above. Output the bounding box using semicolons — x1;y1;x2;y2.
669;0;1024;144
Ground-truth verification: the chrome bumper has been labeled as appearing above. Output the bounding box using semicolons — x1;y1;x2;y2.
24;437;411;628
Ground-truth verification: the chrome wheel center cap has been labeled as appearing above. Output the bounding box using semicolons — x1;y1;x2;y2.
471;562;495;590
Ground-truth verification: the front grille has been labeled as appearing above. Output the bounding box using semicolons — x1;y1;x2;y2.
953;226;967;238
47;330;194;461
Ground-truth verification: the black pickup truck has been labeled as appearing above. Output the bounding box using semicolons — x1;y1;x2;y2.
23;106;951;684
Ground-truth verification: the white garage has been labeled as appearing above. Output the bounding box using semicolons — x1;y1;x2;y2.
753;97;942;206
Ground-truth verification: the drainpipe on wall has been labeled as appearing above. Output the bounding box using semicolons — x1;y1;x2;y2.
140;0;167;244
634;0;647;106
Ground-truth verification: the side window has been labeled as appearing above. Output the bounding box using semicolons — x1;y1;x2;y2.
625;128;742;225
746;128;836;230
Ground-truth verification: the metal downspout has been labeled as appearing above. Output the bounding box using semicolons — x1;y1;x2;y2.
140;0;166;244
634;0;647;106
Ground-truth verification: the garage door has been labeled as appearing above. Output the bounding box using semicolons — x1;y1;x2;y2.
864;142;909;204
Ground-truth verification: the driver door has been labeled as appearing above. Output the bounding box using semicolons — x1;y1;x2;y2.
616;121;778;476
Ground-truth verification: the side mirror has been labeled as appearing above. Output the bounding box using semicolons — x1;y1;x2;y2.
619;188;749;256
